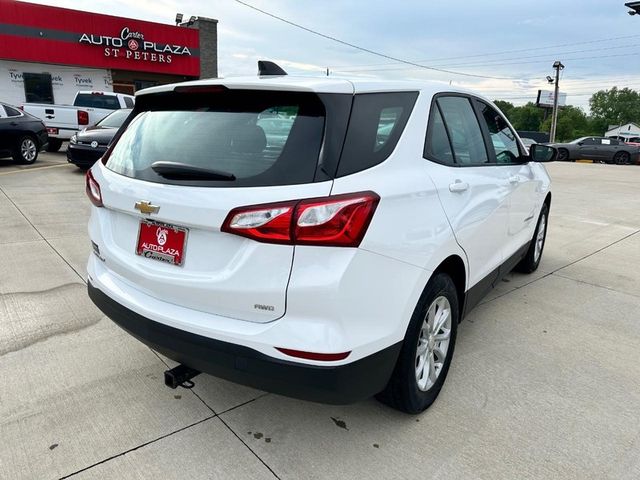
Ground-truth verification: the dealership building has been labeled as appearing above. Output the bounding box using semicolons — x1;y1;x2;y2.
0;0;218;106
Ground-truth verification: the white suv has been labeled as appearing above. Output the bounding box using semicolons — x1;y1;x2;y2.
86;71;556;413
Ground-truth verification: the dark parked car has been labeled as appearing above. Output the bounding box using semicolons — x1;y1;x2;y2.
67;108;132;169
550;137;639;164
0;102;48;164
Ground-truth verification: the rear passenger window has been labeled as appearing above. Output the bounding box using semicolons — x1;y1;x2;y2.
336;92;418;177
424;105;454;165
437;96;488;166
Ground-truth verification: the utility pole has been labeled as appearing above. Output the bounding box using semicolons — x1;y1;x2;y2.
549;60;565;143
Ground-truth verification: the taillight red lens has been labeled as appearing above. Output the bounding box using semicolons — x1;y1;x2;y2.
295;193;380;247
85;170;103;207
222;201;295;244
78;110;89;125
221;192;379;247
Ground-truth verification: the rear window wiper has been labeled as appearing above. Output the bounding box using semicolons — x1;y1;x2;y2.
151;161;236;181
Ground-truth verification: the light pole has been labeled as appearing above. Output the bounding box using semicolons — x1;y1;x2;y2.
549;61;564;143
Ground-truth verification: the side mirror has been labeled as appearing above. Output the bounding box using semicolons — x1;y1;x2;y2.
530;143;557;162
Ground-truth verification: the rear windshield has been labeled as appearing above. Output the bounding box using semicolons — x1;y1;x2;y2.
105;90;326;187
75;94;121;110
97;109;131;128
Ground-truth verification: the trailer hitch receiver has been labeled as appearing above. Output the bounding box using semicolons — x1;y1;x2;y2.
164;364;200;389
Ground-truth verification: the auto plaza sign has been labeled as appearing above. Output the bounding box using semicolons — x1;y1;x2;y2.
79;27;192;65
0;1;200;76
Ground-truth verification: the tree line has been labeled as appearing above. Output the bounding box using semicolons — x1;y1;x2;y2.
494;87;640;142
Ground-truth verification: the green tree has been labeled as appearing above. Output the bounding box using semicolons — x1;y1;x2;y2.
494;100;515;119
540;105;590;141
509;102;546;131
589;87;640;127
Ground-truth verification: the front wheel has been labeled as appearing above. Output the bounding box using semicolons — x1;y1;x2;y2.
557;148;569;161
376;273;459;414
515;203;549;273
12;135;38;164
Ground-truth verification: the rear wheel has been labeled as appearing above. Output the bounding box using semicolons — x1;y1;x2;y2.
12;135;38;164
376;273;459;414
613;151;630;165
557;148;569;161
45;139;62;152
515;203;549;273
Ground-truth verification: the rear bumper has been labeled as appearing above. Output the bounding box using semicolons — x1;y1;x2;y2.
88;281;401;404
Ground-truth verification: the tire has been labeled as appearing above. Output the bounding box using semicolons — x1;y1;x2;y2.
613;151;630;165
45;139;63;152
515;203;549;274
12;135;39;164
376;273;459;414
557;148;569;162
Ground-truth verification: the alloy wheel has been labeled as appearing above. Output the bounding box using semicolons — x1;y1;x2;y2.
415;296;452;391
21;138;37;162
534;213;547;263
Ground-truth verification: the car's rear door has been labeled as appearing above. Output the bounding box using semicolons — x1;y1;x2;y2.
423;94;509;298
474;99;539;257
92;87;338;323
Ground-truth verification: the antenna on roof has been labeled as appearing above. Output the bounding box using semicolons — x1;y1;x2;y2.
258;61;287;76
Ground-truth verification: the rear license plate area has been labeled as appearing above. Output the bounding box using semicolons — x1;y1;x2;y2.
136;220;188;266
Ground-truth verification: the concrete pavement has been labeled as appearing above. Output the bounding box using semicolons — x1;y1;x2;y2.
1;154;639;479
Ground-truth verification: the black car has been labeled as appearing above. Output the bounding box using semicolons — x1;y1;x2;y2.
67;109;132;169
0;102;48;164
550;137;640;165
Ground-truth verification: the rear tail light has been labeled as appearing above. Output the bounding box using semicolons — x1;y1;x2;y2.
85;170;103;207
77;110;89;125
221;191;380;247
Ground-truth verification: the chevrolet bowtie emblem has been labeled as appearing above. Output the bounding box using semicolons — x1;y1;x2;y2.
135;201;160;215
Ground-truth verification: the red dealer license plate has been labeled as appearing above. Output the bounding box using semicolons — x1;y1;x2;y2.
136;220;188;266
46;127;58;135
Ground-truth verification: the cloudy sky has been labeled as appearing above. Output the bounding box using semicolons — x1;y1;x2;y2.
30;0;640;111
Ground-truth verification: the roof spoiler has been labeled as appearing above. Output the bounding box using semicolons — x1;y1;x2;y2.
258;60;287;76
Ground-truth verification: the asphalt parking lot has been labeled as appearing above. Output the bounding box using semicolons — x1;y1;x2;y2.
1;152;639;479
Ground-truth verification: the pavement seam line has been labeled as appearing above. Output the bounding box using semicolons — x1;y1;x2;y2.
217;415;282;480
552;271;640;300
148;349;278;477
0;183;86;284
0;163;71;176
481;227;640;305
58;414;217;480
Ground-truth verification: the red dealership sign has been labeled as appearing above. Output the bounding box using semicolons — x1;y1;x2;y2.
0;0;200;76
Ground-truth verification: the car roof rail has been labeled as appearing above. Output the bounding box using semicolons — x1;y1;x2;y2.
258;60;287;76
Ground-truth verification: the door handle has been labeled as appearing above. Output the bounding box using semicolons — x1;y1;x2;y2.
449;181;469;193
508;175;520;184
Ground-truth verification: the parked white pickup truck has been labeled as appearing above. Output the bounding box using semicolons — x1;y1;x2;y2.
22;91;134;152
